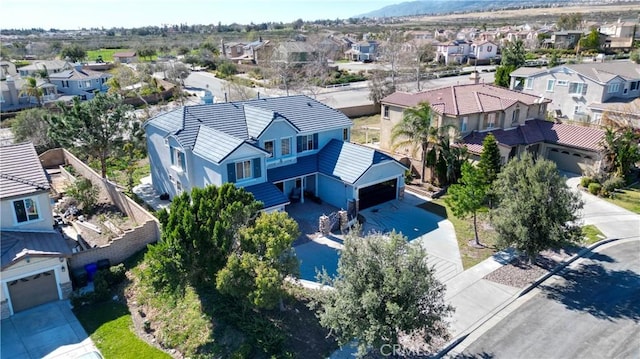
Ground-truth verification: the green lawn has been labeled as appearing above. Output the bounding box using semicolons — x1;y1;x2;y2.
74;301;170;359
350;114;381;145
86;49;158;62
604;182;640;214
419;198;499;269
581;224;605;245
86;49;129;62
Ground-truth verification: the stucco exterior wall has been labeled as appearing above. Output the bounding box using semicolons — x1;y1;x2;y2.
1;192;54;231
318;174;352;209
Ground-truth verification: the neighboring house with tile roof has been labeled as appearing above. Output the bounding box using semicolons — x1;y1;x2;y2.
380;81;604;175
144;95;406;213
49;64;111;100
469;40;499;63
272;41;319;65
509;61;640;126
112;51;137;63
0;142;72;319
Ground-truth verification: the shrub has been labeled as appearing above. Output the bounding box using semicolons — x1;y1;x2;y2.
588;182;602;195
580;176;595;188
404;170;413;184
67;177;99;214
602;176;626;195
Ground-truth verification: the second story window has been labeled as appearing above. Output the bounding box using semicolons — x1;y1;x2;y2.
486;113;496;129
569;82;587;95
170;147;186;172
85;80;92;88
608;83;620;94
525;78;533;90
297;133;318;152
281;138;291;156
546;79;555;92
227;158;261;182
264;140;274;157
343;128;349;141
236;160;252;180
13;198;39;223
460;117;468;132
383;105;390;119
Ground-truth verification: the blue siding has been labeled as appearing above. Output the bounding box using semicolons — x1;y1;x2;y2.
318;174;352;209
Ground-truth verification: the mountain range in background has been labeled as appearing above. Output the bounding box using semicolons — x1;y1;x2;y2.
355;0;621;18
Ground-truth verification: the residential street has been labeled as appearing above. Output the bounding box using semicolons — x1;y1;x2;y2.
445;175;640;359
455;239;640;359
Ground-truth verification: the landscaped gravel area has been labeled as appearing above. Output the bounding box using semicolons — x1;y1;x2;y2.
484;248;580;288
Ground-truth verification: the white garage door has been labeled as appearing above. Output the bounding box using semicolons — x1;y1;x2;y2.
547;148;594;174
7;270;59;313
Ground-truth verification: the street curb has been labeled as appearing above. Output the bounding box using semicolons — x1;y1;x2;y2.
435;236;624;358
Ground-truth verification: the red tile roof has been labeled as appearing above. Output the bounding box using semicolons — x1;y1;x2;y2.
382;84;550;116
461;119;604;154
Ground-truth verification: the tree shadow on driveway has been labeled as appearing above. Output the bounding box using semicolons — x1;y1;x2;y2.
541;260;640;322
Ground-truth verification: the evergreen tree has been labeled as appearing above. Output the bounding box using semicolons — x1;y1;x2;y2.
491;153;583;262
477;133;502;186
445;163;488;246
313;230;452;356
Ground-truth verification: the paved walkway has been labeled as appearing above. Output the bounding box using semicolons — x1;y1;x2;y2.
440;174;640;357
1;301;99;359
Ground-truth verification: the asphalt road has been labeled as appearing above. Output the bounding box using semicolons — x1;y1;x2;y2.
457;239;640;359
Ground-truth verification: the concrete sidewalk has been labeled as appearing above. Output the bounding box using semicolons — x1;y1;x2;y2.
438;174;640;357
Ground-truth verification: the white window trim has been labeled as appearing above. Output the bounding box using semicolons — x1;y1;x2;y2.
281;137;292;157
568;82;585;95
608;83;620;94
525;78;534;90
235;160;253;181
171;147;186;173
487;113;496;129
12;197;43;226
546;79;555;92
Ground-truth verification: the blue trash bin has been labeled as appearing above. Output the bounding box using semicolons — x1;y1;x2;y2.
85;263;98;282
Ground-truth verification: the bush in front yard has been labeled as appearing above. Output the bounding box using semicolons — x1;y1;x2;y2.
588;182;602;195
580;176;595;188
602;176;626;196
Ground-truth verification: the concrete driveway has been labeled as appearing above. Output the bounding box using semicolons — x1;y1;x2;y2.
1;301;99;359
293;192;462;284
565;175;640;240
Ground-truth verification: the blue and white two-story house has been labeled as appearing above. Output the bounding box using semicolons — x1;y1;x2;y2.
144;95;407;213
48;64;111;101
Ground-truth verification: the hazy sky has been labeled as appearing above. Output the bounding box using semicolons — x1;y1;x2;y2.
1;0;400;30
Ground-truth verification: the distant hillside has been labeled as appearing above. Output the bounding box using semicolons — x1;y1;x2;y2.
355;0;615;18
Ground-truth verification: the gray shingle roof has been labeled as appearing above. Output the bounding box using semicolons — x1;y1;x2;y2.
193;126;245;163
511;61;640;83
318;139;404;184
245;105;277;139
146;95;352;150
0;142;50;199
243;182;290;209
1;230;72;269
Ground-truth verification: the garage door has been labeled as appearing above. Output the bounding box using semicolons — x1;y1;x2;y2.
547;148;594;174
358;179;397;210
8;270;59;313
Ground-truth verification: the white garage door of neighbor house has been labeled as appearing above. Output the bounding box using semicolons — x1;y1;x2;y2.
7;270;59;313
547;148;593;175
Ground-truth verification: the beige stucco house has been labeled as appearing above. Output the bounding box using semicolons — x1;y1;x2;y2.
0;142;72;319
380;81;605;175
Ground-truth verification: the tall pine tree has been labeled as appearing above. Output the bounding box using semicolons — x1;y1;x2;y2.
477;133;502;186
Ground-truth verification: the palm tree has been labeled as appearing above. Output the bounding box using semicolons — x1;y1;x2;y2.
19;77;43;107
34;65;50;83
435;127;468;185
391;102;439;183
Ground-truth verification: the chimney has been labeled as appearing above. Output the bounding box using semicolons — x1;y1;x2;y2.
469;70;480;84
6;76;18;104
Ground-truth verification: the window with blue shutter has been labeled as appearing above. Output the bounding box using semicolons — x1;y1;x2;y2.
297;136;303;152
227;163;236;183
313;133;318;149
170;146;175;164
253;158;261;178
296;133;318;152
